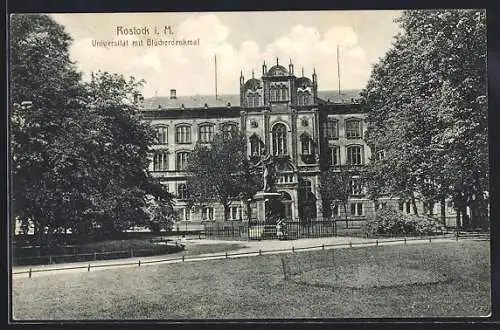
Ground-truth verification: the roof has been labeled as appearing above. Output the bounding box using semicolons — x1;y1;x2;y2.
142;94;240;110
141;89;362;110
267;64;288;76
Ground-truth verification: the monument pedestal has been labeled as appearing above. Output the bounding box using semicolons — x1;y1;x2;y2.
254;191;282;224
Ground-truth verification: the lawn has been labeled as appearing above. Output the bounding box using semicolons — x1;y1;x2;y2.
11;239;490;320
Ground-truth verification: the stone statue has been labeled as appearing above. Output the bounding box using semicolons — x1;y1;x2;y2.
255;150;275;192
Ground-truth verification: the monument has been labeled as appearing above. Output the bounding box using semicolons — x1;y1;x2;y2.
253;150;284;224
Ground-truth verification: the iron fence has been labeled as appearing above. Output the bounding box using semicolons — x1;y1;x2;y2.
204;220;338;240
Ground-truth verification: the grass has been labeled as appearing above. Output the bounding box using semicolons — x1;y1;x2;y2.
11;239;490;320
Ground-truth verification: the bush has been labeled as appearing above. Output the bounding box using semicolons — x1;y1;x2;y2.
366;207;441;236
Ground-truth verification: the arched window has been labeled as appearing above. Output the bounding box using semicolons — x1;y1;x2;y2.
280;86;288;101
300;133;312;155
303;91;310;105
156;126;168;144
346;145;363;165
272;123;288;156
153;152;168;171
176;151;189;171
199;124;214;143
249;135;262;156
176;125;191;144
177;183;188;200
345;119;362;138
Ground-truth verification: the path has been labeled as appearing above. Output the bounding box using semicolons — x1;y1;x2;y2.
11;235;467;279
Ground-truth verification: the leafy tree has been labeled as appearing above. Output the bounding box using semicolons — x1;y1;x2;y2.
10;14;85;244
185;132;259;221
361;9;487;228
319;165;356;227
10;14;172;244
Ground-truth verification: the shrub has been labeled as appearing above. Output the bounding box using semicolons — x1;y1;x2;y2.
367;207;441;236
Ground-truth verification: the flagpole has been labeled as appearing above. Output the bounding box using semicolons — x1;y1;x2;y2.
215;54;218;100
337;45;341;97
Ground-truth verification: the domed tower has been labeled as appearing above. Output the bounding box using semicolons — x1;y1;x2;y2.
241;69;263;108
262;58;293;106
294;68;314;106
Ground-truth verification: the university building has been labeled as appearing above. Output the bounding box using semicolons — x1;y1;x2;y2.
139;58;458;230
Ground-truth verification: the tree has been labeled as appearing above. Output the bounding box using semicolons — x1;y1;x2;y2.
10;14;85;244
185;132;259;221
319;165;356;228
361;9;487;228
10;14;172;243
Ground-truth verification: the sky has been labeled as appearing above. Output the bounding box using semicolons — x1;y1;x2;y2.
51;11;402;98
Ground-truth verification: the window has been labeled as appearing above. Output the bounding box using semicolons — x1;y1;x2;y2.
177;183;188;200
250;135;262;156
325;119;338;139
272;123;288;156
350;178;363;196
301;134;312;155
229;206;241;220
199;124;214;143
246;92;260;107
329;146;340;166
280;86;288;101
153;152;168;171
297;91;311;106
202;207;214;221
176;125;191;144
156;126;168;144
176;152;189;171
221;123;238;139
346;119;362;138
346;145;363;165
375;149;386;161
178;208;190;221
332;204;340;217
350;202;364;216
270;87;277;102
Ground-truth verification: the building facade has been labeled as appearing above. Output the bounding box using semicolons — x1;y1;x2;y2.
139;59;458;230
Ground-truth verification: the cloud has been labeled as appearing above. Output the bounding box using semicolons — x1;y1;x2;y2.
66;13;372;97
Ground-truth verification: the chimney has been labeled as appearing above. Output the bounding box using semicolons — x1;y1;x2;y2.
170;89;177;99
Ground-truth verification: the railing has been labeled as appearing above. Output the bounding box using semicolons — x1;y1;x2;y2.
13;232;489;279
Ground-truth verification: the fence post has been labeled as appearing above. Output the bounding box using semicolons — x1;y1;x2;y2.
88;264;91;272
49;255;52;264
259;249;262;256
404;237;407;245
322;244;325;250
29;268;32;278
225;252;228;259
94;252;97;261
138;260;141;267
349;241;352;248
429;236;432;243
456;232;459;241
182;255;185;262
376;239;378;246
292;246;295;253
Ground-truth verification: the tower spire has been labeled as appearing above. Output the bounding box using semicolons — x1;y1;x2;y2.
276;57;279;65
252;69;254;78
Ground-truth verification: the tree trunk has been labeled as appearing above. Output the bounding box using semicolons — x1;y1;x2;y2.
456;209;461;228
223;204;229;222
343;203;348;229
411;197;419;216
440;198;446;227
